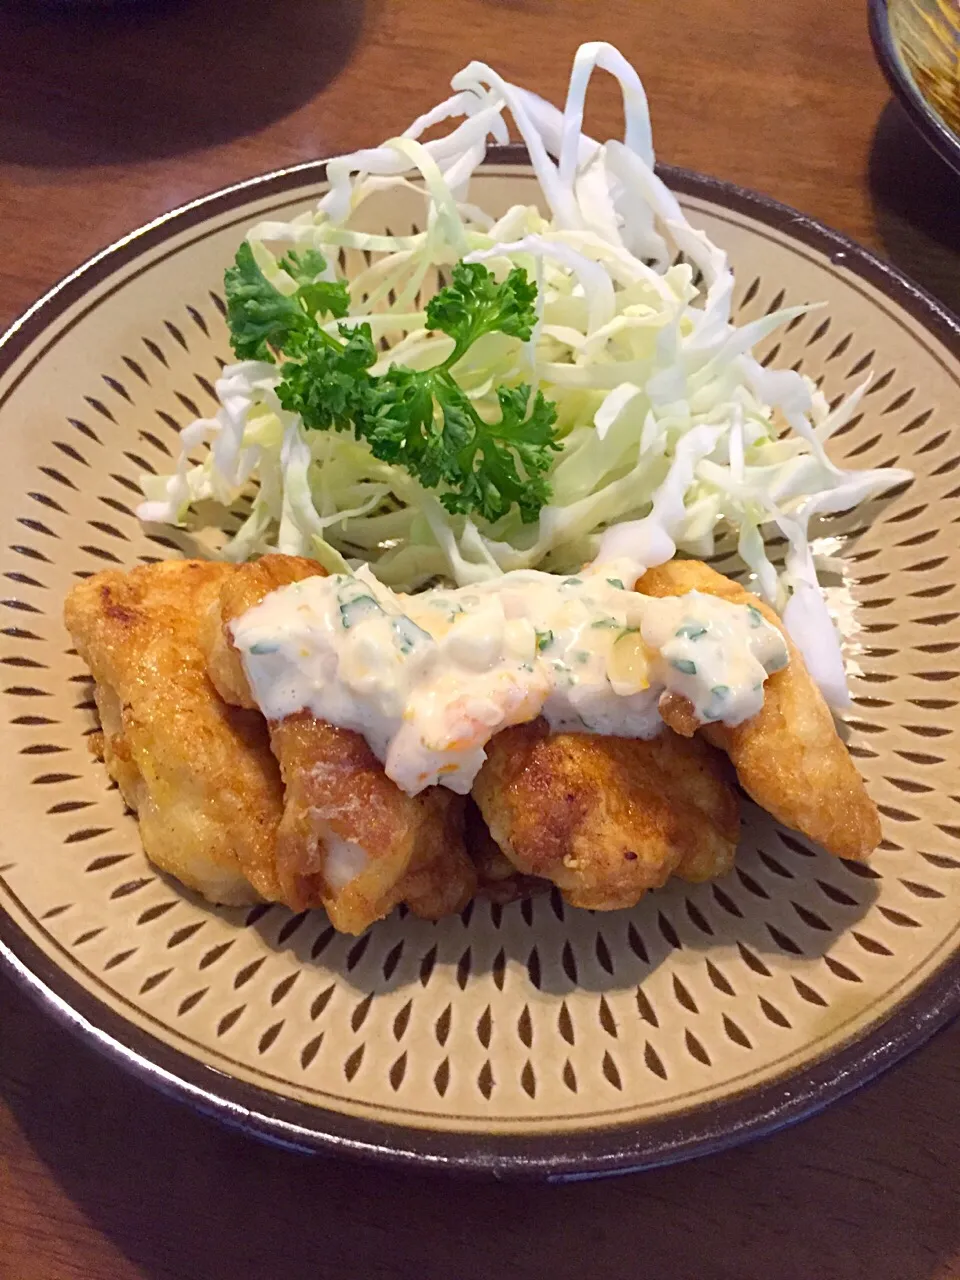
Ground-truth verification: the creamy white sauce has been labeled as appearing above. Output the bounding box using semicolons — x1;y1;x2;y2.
231;566;788;796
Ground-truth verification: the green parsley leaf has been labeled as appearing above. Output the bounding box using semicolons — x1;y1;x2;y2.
224;243;348;363
426;261;538;364
276;324;377;430
274;261;560;524
433;381;558;524
280;250;350;324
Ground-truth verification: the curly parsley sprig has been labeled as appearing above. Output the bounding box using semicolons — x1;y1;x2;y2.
224;249;559;524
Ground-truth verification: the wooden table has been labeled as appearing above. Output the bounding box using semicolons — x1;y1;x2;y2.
1;1;958;1276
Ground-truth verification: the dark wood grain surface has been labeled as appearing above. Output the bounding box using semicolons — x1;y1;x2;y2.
1;2;958;1277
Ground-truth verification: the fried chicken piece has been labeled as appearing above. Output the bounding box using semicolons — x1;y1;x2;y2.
398;783;478;919
472;719;739;911
464;800;550;905
199;554;320;713
203;555;476;934
64;560;285;906
636;559;881;861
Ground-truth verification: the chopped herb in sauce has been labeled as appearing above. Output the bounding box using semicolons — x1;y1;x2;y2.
235;566;786;798
671;658;697;675
391;615;430;654
338;583;383;629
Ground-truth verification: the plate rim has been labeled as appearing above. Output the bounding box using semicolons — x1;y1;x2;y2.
868;0;960;178
1;147;959;1181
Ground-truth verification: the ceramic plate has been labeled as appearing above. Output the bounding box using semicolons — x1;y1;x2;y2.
870;0;960;175
1;152;959;1180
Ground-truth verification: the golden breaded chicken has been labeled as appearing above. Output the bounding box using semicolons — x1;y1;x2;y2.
636;559;881;861
63;561;285;905
393;780;478;920
203;555;476;934
473;719;739;911
199;554;322;713
464;800;550;905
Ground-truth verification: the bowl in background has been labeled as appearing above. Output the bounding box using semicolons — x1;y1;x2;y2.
870;0;960;174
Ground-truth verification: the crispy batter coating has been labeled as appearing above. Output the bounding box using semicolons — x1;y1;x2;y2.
63;561;285;905
473;719;739;910
636;558;881;861
66;547;876;930
464;800;550;905
200;554;321;711
398;785;477;920
266;712;475;929
205;555;476;934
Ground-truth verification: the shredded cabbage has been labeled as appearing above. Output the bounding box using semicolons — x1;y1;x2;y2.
137;41;911;705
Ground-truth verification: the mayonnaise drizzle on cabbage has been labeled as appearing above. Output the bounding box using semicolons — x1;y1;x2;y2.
137;41;911;707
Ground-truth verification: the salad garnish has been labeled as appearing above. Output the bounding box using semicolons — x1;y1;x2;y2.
137;41;912;706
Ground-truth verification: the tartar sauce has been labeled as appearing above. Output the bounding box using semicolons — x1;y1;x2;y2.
231;565;788;796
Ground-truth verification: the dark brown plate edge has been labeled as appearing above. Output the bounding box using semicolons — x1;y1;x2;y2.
868;0;960;178
0;147;959;1181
